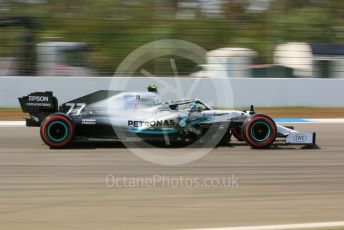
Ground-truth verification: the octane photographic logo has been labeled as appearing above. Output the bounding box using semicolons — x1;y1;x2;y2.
108;39;234;166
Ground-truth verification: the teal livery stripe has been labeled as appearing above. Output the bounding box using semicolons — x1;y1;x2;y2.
126;129;178;135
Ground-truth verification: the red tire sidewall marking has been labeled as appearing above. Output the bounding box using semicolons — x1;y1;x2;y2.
245;116;276;148
41;115;74;148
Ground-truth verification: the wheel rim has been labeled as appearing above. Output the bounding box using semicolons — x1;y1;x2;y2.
250;121;271;142
47;121;69;142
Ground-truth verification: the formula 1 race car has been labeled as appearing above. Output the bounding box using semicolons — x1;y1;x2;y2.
18;88;316;149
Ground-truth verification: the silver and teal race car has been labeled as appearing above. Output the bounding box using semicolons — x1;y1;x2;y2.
19;87;316;149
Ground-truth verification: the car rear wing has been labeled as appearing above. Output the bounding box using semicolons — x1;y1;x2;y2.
18;91;58;127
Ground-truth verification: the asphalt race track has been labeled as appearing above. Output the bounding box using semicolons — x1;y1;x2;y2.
0;123;344;230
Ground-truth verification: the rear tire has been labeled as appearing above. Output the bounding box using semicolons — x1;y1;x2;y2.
40;114;75;148
241;114;276;149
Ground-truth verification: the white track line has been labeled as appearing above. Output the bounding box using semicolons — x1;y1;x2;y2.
0;121;25;127
308;118;344;123
275;119;344;124
182;221;344;230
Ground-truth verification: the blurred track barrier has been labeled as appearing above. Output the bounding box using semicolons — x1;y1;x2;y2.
0;77;344;108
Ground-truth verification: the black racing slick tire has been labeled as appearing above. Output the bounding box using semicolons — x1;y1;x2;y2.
241;114;277;149
40;114;75;148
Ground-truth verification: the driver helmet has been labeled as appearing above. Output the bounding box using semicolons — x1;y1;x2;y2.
147;84;158;93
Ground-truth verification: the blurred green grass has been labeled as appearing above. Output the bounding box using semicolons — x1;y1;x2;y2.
0;0;343;75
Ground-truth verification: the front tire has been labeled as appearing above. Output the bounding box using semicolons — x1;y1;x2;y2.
241;114;277;149
40;114;75;148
